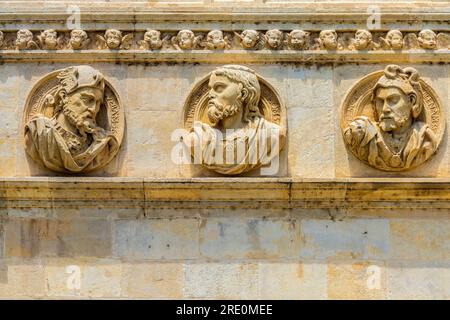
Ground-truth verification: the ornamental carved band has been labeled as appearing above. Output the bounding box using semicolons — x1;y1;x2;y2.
23;65;125;173
183;65;286;175
341;65;445;171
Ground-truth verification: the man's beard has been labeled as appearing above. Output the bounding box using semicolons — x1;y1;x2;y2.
379;115;409;132
63;106;97;139
207;99;242;126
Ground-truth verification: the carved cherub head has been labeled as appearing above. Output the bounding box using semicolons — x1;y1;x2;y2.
265;29;283;49
353;29;372;50
142;29;162;50
105;29;122;49
237;30;259;49
38;29;58;50
177;30;195;49
318;30;339;50
207;65;262;127
385;30;403;50
418;29;437;49
287;30;310;50
372;65;423;133
16;29;35;50
70;29;89;50
206;30;226;50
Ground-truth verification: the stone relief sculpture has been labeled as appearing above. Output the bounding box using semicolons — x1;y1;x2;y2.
37;29;63;50
349;30;376;50
16;29;38;50
418;29;437;49
341;65;444;171
264;29;283;49
96;29;133;50
204;30;231;50
235;30;260;49
183;65;286;175
139;29;167;50
69;29;90;50
1;28;449;52
24;65;125;173
171;30;202;50
379;30;404;50
286;30;310;50
315;30;342;50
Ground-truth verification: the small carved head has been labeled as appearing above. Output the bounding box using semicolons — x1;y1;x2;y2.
144;29;162;49
206;30;225;49
40;29;58;50
265;29;283;49
16;29;33;49
354;29;372;50
372;65;423;133
386;30;403;50
105;29;122;49
52;66;106;137
319;30;338;50
240;30;259;49
418;29;437;49
287;30;309;50
207;65;261;126
70;29;88;49
177;30;195;49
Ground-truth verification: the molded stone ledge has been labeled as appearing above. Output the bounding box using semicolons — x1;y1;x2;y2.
1;177;450;210
1;50;450;64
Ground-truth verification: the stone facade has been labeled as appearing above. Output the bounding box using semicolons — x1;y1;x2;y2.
0;1;449;299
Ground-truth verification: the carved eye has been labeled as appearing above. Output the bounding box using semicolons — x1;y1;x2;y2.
214;84;226;93
387;95;400;106
82;95;95;104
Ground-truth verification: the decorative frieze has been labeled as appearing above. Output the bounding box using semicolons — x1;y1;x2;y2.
0;28;449;51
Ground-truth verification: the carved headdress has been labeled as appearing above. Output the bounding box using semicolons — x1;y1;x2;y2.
47;65;105;114
372;65;423;118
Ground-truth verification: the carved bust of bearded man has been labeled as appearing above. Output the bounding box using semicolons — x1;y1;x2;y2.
185;65;285;175
25;65;119;173
344;65;437;171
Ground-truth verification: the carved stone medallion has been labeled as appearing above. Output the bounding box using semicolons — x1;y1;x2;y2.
183;65;286;175
340;65;445;171
23;65;125;173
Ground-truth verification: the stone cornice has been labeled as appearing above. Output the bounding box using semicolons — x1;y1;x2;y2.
1;2;450;28
1;50;450;64
2;178;450;210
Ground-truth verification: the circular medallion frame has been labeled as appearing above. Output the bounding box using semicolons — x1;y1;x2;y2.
340;68;445;171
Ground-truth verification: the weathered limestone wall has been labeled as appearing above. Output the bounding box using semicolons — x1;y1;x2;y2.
0;1;449;299
1;63;449;178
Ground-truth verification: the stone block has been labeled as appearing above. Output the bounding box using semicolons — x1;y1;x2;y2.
387;262;450;299
114;218;199;260
389;219;450;261
45;258;122;298
4;218;113;258
121;262;184;298
327;261;387;299
184;263;259;299
299;218;390;260
0;264;46;298
199;217;301;260
259;262;327;299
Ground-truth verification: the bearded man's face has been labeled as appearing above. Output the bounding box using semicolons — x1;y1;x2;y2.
207;74;244;126
63;87;103;136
